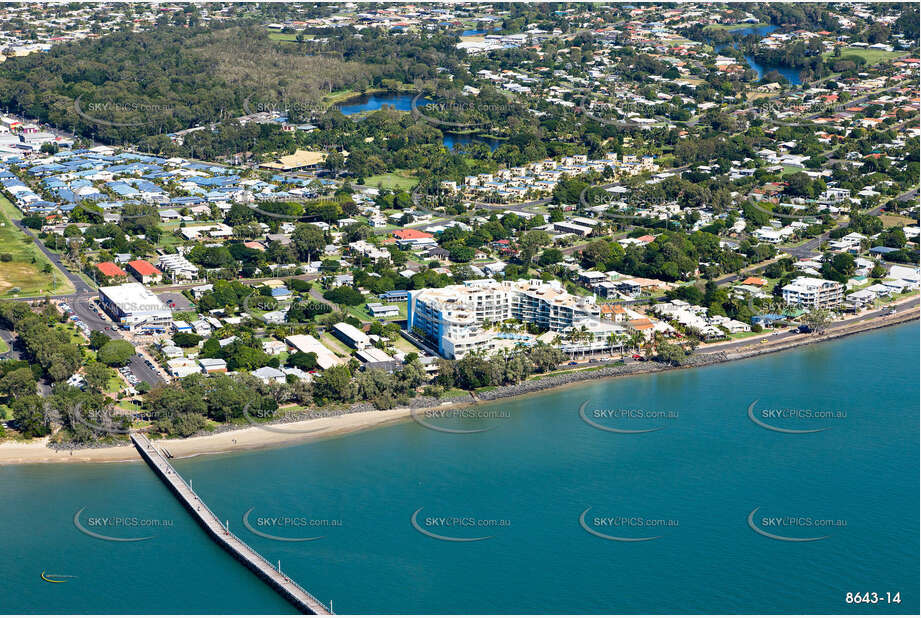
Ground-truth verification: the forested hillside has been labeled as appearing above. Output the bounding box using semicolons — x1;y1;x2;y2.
0;23;372;143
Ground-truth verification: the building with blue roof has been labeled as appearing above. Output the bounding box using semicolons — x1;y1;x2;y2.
106;182;140;197
171;196;206;206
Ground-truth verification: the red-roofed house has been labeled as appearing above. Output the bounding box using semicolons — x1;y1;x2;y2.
95;261;127;282
126;259;163;284
600;304;628;323
627;317;657;340
391;228;436;248
392;228;434;240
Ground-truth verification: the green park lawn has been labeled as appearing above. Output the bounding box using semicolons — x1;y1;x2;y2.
823;47;903;65
347;301;408;323
319;332;353;358
268;32;313;42
878;213;916;227
115;400;143;412
727;330;764;340
439;388;470;399
364;172;419;191
394;334;421;355
0;195;75;297
780;165;809;176
106;376;127;396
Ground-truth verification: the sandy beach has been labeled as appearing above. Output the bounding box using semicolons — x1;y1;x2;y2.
1;299;917;466
0;407;419;465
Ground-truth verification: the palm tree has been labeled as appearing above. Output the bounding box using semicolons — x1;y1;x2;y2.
578;325;590;358
606;332;618;357
565;329;578;359
626;332;644;356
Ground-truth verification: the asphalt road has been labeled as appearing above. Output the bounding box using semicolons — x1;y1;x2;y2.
0;327;21;360
785;235;828;259
781;198;894;260
712;257;780;286
67;296;164;386
895;187;918;204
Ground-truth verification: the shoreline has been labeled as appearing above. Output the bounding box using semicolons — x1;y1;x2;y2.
1;301;917;465
0;407;420;465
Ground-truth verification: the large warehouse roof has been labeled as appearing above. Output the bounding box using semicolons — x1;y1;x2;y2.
99;282;169;315
284;334;343;370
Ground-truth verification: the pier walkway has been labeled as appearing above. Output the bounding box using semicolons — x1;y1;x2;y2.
131;433;332;615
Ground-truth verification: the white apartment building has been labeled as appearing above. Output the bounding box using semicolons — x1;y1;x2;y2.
558;318;629;355
781;277;844;309
819;187;851;204
157;254;199;280
407;279;603;358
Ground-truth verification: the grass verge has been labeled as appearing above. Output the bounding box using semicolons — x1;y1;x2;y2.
0;195;75;297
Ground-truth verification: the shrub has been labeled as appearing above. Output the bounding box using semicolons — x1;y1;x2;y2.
97;340;136;367
173;332;202;348
323;286;365;306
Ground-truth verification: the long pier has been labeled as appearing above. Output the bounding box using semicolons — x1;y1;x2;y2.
131;434;332;615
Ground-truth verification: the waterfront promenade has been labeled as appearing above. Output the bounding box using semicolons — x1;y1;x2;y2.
131;434;332;615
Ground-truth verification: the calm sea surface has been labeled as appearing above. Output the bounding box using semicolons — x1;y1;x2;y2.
2;322;917;614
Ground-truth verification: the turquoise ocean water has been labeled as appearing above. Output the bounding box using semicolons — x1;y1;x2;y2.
2;323;917;614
